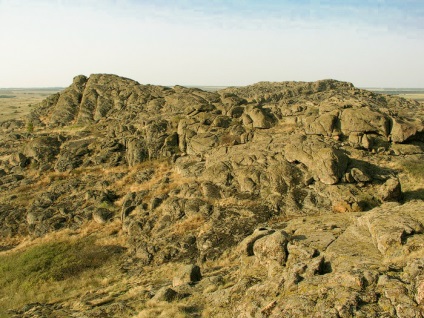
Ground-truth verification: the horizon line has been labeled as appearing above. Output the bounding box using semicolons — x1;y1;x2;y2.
2;85;424;90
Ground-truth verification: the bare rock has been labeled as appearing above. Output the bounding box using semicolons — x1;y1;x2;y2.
252;230;289;266
285;136;348;185
92;208;113;224
391;117;424;143
172;264;202;287
54;139;92;172
125;138;148;167
238;227;275;256
341;108;390;137
24;136;62;163
303;112;338;136
244;105;276;129
357;202;424;256
186;133;219;155
416;275;424;305
49;75;87;126
3;75;424;317
152;287;179;302
9;152;29;167
350;167;372;183
379;177;402;202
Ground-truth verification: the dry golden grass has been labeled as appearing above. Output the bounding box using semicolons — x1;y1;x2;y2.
113;159;196;206
171;215;205;236
114;160;169;192
135;305;190;318
216;197;258;209
0;219;123;258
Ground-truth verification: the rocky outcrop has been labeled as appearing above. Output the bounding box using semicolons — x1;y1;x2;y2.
1;74;424;317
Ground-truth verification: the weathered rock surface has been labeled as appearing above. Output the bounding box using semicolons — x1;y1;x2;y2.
1;74;424;317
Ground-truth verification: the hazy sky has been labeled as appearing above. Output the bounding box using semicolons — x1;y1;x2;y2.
1;0;423;88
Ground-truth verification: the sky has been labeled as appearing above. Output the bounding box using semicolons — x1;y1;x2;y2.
0;0;423;88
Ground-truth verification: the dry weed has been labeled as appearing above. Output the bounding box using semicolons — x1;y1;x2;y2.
171;215;205;236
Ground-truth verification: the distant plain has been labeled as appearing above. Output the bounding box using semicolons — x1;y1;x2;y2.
0;88;62;122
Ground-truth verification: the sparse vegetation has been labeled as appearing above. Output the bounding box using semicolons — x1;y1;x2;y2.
172;215;205;236
398;158;424;200
0;235;124;317
400;158;424;182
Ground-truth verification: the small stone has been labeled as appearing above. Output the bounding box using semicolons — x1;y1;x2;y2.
173;264;202;287
92;208;112;224
361;134;373;149
153;287;179;302
379;178;402;202
416;276;424;305
350;168;372;183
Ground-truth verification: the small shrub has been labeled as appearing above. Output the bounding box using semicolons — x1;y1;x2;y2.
26;121;34;133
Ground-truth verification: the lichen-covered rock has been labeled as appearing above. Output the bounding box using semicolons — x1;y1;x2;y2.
253;230;289;266
284;136;348;185
303;112;338;136
244;105;276;129
391;117;424;143
172;264;202;287
92;208;113;224
24;136;62;163
9;152;29;167
341;108;390;137
152;287;179;302
54;139;92;172
350;167;372;183
125;138;148;167
378;177;402;202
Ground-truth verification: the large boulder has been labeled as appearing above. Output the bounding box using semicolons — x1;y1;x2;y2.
303;112;338;136
172;264;202;287
390;117;424;143
125;138;148;167
378;178;402;202
244;105;276;129
284;136;349;185
340;108;390;137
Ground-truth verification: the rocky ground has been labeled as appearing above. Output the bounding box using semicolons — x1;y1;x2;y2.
0;74;423;317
